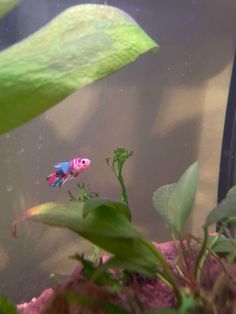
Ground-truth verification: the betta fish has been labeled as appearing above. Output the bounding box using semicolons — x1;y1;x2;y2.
47;157;91;188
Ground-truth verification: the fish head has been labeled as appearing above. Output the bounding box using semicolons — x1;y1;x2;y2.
71;157;91;173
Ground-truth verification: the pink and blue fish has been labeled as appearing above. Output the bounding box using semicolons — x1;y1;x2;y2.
47;157;91;188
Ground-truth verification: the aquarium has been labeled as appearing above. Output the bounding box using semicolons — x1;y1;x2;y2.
0;0;236;311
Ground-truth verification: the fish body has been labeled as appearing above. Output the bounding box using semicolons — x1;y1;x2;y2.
47;157;91;188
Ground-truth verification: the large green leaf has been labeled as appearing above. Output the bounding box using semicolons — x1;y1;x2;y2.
12;199;161;276
153;162;199;233
0;0;21;18
205;186;236;226
0;4;158;135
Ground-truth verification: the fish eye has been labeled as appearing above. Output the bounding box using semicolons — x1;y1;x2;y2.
82;160;86;164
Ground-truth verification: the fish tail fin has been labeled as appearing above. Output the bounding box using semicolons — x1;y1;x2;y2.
46;172;63;188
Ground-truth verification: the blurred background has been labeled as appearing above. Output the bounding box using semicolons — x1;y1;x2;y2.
0;0;235;303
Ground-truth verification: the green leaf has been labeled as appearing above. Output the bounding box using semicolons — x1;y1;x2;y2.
205;186;236;226
210;236;236;255
12;199;161;276
152;183;176;225
0;4;158;135
153;162;199;233
178;289;199;314
0;0;21;18
72;253;121;290
83;199;131;221
98;255;159;277
0;296;17;314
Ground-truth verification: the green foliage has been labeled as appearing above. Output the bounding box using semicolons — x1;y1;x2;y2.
68;183;99;202
13;199;164;277
13;150;236;313
207;234;236;256
0;296;17;314
0;0;21;18
205;186;236;226
0;4;158;135
83;199;131;221
153;162;199;233
72;253;122;292
106;148;133;206
87;244;101;262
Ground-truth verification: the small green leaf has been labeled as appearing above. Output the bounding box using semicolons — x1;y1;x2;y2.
83;199;131;221
152;183;176;225
205;186;236;226
0;4;158;135
178;289;199;314
0;296;17;314
98;255;158;277
72;253;121;290
210;236;236;255
0;0;21;18
153;162;199;233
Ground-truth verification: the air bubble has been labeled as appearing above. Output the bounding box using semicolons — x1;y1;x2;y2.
5;133;10;139
17;148;25;155
6;185;13;192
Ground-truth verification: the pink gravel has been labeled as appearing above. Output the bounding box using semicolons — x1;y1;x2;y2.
16;240;221;314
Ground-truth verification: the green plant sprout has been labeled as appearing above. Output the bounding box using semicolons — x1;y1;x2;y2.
68;183;99;202
106;148;133;206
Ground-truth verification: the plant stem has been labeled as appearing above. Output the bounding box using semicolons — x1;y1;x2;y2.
117;167;129;206
141;238;182;304
194;226;210;283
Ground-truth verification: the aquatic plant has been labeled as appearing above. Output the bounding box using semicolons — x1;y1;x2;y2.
0;296;17;314
106;148;133;206
0;4;158;135
12;148;236;313
0;0;21;18
68;183;99;202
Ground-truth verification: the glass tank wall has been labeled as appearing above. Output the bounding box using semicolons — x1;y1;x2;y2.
0;0;235;303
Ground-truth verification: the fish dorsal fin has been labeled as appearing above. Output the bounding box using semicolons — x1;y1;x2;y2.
54;162;70;172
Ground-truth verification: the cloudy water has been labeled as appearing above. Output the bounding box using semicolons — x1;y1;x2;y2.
0;0;235;303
